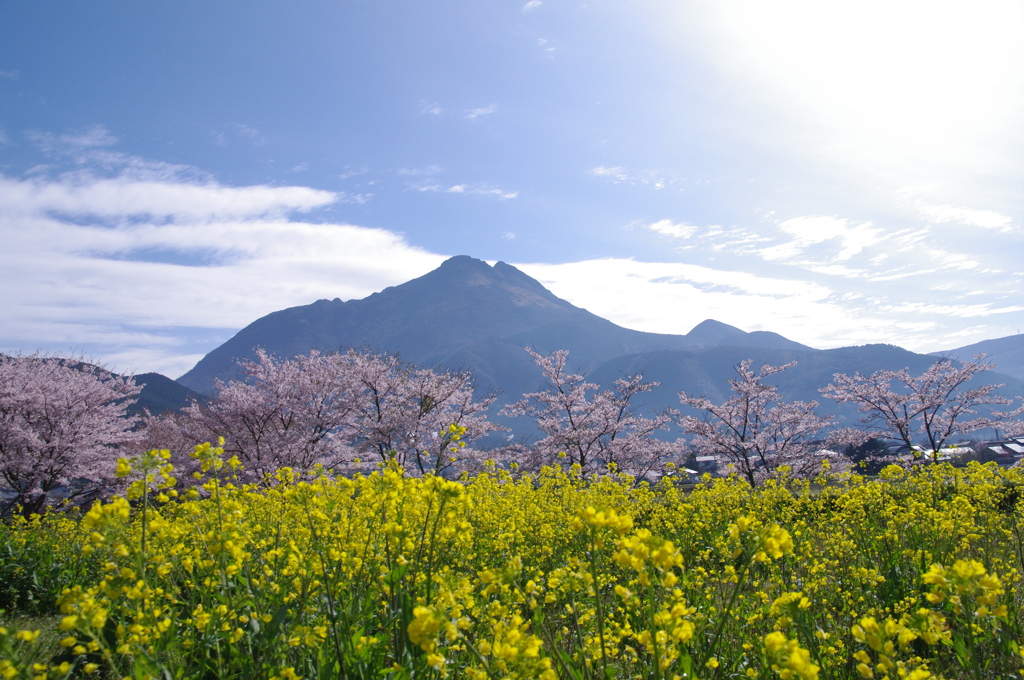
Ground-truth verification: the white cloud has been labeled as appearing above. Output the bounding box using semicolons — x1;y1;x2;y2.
0;170;445;375
2;144;1018;375
806;264;866;278
418;100;443;116
514;256;1022;354
231;123;266;145
589;165;675;188
645;219;697;239
590;166;628;180
0;69;18;79
881;302;1024;318
465;104;498;120
515;258;859;346
762;216;883;262
522;0;542;12
920;204;1016;233
0;175;337;220
398;165;444;176
410;180;517;199
337;166;369;179
30;125;118;152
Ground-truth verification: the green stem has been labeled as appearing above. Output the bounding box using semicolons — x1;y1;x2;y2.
304;505;347;679
140;482;148;581
648;576;662;680
588;529;608;679
704;558;751;668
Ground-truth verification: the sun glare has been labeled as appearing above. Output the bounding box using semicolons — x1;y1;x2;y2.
673;0;1024;172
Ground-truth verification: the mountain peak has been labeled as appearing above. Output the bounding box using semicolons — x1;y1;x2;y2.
176;257;813;395
437;254;492;272
686;319;746;344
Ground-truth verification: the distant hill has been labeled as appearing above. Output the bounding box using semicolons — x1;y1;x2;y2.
0;354;199;418
589;343;1024;428
132;372;202;416
930;335;1024;381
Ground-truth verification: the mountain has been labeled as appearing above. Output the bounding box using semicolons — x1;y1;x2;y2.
175;255;1023;435
930;334;1024;381
177;255;808;396
589;343;1024;428
132;372;202;416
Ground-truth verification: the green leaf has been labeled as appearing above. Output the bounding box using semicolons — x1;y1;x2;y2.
953;635;969;664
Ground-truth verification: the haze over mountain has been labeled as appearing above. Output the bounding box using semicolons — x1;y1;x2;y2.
176;256;1024;432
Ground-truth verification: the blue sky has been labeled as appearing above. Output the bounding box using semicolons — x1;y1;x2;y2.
1;0;1022;378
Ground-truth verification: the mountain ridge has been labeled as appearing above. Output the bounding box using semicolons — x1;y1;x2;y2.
178;256;811;394
173;255;1023;433
929;334;1024;381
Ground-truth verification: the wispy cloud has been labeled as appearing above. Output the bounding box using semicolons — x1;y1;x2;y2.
590;166;629;181
418;99;443;116
759;216;883;262
589;165;675;189
516;258;872;347
465;104;498;120
28;125;212;183
337;166;369;180
640;218;769;254
536;37;557;56
397;165;444;177
515;257;1021;353
412;182;517;199
920;204;1016;233
522;0;542;12
210;123;267;147
645;219;698;239
881;302;1024;318
399;166;515;199
0;160;443;376
231;123;266;145
0;175;336;220
29;125;119;153
0;69;18;79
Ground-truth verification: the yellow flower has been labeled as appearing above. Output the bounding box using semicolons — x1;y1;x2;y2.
763;632;819;680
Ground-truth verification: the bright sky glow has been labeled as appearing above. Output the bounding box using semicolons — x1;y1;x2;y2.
0;0;1021;378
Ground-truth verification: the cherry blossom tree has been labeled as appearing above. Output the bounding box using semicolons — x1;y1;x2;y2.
994;403;1024;438
677;360;844;487
345;351;501;476
133;409;200;479
0;354;141;515
820;355;1017;458
182;348;360;480
177;349;500;480
501;349;676;477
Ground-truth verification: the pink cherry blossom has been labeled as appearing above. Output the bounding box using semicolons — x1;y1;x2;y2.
0;354;141;515
677;360;844;486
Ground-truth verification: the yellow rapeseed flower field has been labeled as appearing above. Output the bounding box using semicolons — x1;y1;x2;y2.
1;442;1022;680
